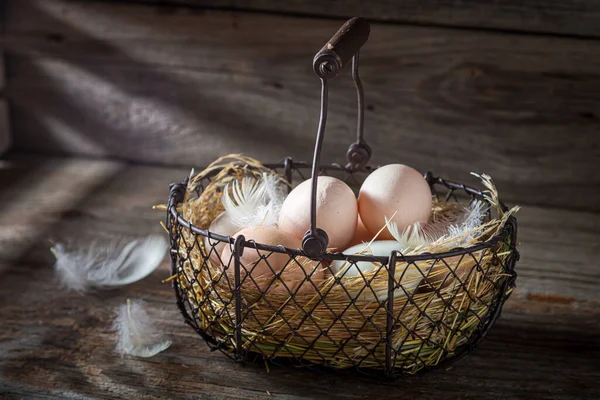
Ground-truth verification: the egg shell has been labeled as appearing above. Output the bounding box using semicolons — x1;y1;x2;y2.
358;164;432;240
348;216;374;246
278;176;358;250
204;212;239;264
332;240;427;301
330;241;407;277
221;226;324;295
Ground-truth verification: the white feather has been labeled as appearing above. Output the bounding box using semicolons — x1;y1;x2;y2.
385;219;431;251
446;199;488;245
51;235;168;292
222;172;286;228
385;200;489;251
114;299;171;357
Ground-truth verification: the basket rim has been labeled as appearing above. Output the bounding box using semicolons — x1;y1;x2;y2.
168;162;515;263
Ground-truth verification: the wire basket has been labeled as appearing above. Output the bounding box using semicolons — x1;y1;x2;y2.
166;18;519;376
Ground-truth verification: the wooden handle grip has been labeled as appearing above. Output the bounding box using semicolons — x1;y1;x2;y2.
313;17;370;79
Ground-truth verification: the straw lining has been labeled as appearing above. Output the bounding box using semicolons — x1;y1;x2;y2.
169;155;518;374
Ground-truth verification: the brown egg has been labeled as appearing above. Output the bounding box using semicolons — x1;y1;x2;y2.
204;212;238;265
348;216;374;246
358;164;432;240
278;176;358;251
221;226;324;295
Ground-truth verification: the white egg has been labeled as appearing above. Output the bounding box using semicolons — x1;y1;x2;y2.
332;240;425;300
331;241;407;277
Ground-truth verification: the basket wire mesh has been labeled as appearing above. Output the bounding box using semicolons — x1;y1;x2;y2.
166;18;519;376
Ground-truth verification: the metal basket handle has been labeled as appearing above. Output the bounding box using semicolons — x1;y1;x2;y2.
302;17;371;258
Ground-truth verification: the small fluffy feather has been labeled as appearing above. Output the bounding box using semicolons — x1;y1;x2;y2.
446;199;488;245
114;299;171;357
386;199;489;252
222;172;286;228
51;235;168;292
385;219;430;252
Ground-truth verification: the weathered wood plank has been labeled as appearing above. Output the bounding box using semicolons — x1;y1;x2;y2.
1;258;599;399
0;153;599;399
0;154;123;264
109;0;600;38
3;1;600;212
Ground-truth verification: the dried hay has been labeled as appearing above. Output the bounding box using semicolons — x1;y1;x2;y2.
169;155;519;373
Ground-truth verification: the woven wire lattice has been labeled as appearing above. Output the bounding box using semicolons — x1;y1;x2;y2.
167;161;518;376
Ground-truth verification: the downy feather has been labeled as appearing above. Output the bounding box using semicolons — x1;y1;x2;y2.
222;172;286;228
446;199;488;246
385;199;489;252
51;235;168;292
385;219;431;252
114;299;171;357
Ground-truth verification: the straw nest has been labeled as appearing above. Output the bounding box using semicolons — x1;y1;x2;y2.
170;155;519;374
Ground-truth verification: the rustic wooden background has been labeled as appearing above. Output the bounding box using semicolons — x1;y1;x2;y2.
1;0;599;399
4;0;600;212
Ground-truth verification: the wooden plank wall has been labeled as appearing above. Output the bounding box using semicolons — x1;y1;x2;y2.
2;0;600;213
129;0;600;37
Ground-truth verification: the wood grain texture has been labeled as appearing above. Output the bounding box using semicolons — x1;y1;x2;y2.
106;0;600;38
0;153;599;399
1;260;599;400
2;0;600;214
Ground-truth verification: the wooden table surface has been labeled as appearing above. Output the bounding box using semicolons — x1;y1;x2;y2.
1;153;599;399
